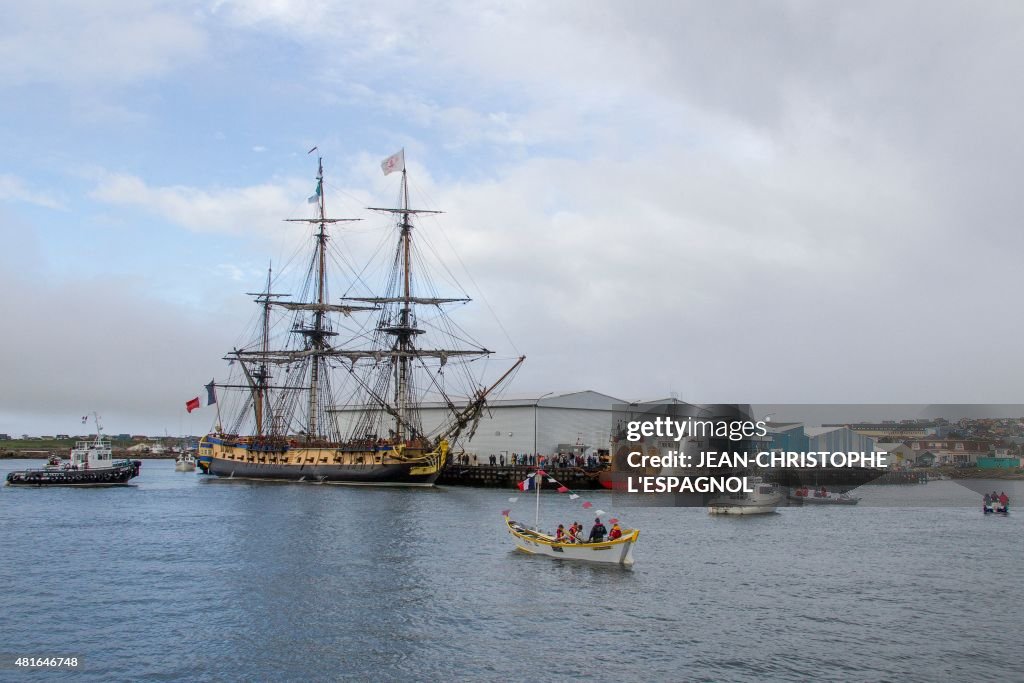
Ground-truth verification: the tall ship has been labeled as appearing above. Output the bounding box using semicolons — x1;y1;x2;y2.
198;152;523;485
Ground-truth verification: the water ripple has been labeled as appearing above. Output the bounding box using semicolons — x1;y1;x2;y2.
2;462;1023;681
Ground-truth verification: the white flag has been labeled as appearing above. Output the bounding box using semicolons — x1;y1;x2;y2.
569;493;579;500
507;497;519;503
381;148;405;175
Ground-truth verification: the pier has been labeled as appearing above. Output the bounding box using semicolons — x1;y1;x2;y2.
437;464;605;489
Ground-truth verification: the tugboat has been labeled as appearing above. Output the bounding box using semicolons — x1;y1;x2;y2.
6;415;142;487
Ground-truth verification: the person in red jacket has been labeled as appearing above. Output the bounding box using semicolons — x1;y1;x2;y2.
608;523;622;540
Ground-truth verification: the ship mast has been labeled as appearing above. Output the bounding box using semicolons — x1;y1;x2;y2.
278;157;366;441
308;158;327;440
396;169;412;440
365;167;445;442
245;265;287;437
260;265;272;435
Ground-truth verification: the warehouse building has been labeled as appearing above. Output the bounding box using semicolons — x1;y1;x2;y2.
331;390;624;459
805;425;876;453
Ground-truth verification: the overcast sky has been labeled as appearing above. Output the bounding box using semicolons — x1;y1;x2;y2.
3;1;1024;435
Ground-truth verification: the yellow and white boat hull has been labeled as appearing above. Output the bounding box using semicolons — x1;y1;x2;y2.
505;518;638;566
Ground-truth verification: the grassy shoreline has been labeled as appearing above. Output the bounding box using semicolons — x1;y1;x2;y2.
1;438;185;460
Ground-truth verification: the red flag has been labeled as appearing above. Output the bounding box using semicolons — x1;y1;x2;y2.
582;501;593;509
501;509;511;517
609;518;619;524
557;486;569;493
185;396;200;413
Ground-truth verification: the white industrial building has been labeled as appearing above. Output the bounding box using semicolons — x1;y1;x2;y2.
805;426;876;453
331;390;624;459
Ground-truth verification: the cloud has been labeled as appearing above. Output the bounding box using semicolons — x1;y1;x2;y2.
0;174;65;209
216;263;249;282
8;1;1024;434
0;210;244;436
336;131;1013;405
89;172;312;236
0;2;207;88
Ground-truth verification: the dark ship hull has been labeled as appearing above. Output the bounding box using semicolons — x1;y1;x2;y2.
201;435;448;486
206;456;441;485
6;460;142;487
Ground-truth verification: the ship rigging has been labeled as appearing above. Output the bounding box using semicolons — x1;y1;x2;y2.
199;151;523;484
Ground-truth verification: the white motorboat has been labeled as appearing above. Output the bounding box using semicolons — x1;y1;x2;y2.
788;487;860;505
175;451;196;472
707;476;782;515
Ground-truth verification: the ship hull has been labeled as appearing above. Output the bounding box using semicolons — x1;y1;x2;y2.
201;436;447;486
207;456;440;485
6;460;142;487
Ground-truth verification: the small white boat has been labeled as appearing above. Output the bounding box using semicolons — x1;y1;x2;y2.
505;517;639;566
175;452;196;472
788;487;860;505
707;476;782;515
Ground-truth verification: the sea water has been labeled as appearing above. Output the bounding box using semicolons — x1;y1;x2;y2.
1;460;1022;682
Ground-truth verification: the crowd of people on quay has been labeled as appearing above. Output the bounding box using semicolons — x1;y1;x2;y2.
450;451;604;469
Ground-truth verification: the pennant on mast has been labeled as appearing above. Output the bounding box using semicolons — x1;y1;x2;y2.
307;178;322;204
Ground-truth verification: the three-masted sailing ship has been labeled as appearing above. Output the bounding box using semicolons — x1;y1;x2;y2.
198;151;523;485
